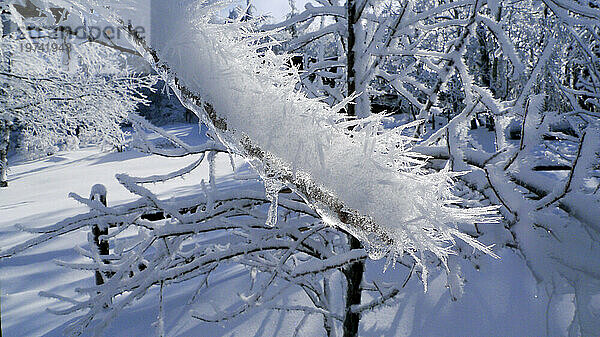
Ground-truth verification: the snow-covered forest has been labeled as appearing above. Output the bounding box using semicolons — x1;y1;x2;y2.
0;0;598;336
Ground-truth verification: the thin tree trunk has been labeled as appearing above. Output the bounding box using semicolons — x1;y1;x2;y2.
92;224;110;285
90;185;110;285
346;0;357;117
476;26;491;89
0;120;10;188
342;234;363;337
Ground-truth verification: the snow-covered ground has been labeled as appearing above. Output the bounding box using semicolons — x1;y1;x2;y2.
0;124;565;336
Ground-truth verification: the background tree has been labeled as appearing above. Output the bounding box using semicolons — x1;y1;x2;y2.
0;24;156;186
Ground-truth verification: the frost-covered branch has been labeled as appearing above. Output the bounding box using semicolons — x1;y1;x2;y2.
42;0;499;278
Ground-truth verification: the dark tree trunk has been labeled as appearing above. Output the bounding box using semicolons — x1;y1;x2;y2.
0;120;10;188
477;29;491;89
90;185;110;285
342;234;363;337
346;0;357;117
92;224;110;285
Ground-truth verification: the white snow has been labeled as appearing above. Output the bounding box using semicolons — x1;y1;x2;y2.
0;124;580;336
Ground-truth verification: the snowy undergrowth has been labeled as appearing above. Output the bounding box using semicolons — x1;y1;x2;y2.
0;136;320;337
59;0;500;284
0;134;551;336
